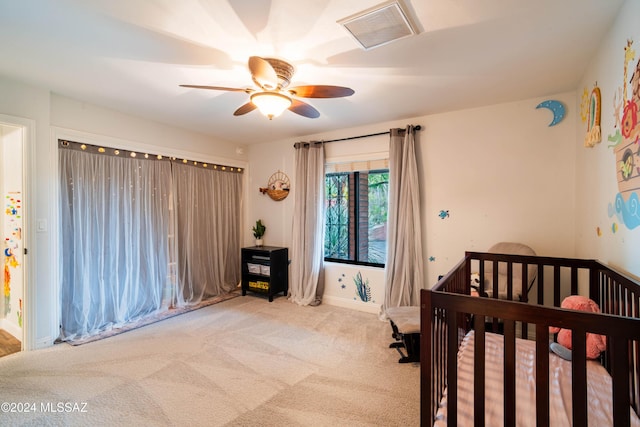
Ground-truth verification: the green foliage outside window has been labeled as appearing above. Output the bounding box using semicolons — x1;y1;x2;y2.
324;170;388;266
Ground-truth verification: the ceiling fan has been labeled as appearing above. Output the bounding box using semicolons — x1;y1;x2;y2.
180;56;354;120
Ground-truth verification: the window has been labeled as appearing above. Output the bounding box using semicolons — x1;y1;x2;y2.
324;166;389;267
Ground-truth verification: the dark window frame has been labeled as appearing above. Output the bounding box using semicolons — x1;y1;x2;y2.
324;169;388;268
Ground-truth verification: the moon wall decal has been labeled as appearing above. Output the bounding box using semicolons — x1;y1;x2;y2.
536;100;566;126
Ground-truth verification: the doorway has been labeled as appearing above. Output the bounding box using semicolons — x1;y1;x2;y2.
1;122;25;356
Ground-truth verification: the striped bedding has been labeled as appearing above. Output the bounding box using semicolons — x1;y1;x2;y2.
434;331;640;426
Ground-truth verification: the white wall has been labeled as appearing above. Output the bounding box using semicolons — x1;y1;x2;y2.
0;76;51;349
575;0;640;278
245;141;295;249
247;93;577;311
422;94;576;284
51;94;247;165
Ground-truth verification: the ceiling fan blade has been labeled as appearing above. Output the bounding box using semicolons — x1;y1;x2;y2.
288;85;354;98
248;56;278;90
180;84;250;93
233;102;257;116
289;99;320;118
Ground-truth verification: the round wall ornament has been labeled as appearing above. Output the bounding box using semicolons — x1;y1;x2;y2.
259;170;290;201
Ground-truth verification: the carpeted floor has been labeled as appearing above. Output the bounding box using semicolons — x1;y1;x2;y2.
65;291;241;346
0;295;420;426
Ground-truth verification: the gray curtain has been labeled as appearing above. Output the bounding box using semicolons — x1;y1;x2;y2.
59;145;172;340
290;142;325;306
382;126;424;315
58;141;242;341
172;162;242;306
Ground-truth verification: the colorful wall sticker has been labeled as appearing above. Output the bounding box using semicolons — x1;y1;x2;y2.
607;39;640;230
581;88;590;123
4;192;22;318
353;271;372;302
3;244;19;316
536;100;566;126
17;298;22;327
584;85;602;147
337;271;375;303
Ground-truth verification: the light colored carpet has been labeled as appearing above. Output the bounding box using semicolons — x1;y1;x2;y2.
0;296;420;426
65;291;241;346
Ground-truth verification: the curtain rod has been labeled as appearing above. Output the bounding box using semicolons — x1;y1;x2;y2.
295;125;421;146
59;139;244;173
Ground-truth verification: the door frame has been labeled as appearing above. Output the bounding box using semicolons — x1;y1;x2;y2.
0;113;35;351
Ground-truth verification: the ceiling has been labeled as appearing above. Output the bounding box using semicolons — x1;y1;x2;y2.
0;0;625;145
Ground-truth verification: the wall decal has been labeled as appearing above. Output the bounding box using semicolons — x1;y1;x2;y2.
580;87;590;122
607;39;640;230
536;100;566;126
336;271;378;303
4;192;22;318
429;256;436;262
584;85;602;147
353;271;372;302
609;193;640;229
438;210;450;219
17;298;22;327
608;129;622;148
596;227;602;237
3;245;19;316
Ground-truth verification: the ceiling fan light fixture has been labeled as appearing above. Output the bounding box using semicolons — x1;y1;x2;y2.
250;91;292;120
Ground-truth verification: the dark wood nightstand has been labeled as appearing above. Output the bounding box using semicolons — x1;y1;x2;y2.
241;246;288;302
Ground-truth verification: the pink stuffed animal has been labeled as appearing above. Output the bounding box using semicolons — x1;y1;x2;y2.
549;295;607;360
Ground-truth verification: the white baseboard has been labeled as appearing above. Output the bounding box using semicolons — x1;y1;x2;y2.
35;336;53;349
322;295;381;314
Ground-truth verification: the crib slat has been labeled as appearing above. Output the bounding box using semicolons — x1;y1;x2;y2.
474;317;486;426
554;266;561;307
479;262;486;296
420;292;433;423
612;336;631;426
447;313;458;427
537;264;545;305
634;294;640;416
507;262;513;300
493;260;499;298
535;324;550;427
572;331;587;427
436;310;444;420
521;264;530;339
504;320;516;425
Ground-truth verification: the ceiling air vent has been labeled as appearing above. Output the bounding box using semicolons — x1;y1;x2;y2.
338;1;416;50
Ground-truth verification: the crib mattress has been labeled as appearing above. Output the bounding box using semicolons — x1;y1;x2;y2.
434;331;640;426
